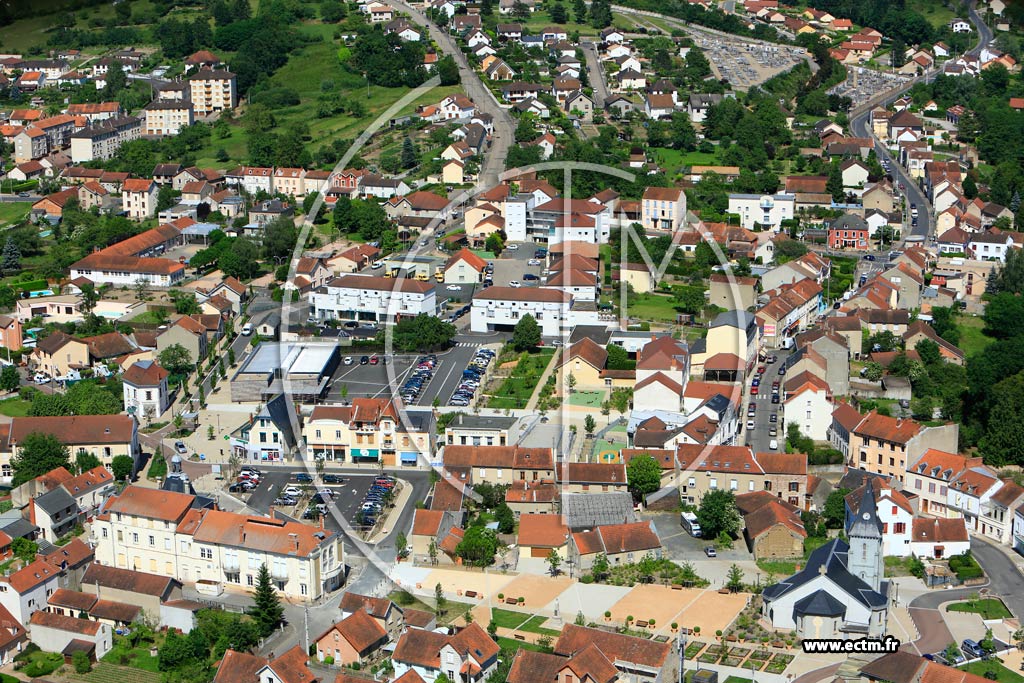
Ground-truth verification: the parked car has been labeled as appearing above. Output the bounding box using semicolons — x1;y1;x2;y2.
704;546;717;557
323;474;344;484
175;441;188;454
294;473;313;483
961;640;985;660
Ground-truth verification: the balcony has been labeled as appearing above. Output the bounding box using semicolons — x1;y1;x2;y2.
270;565;290;581
222;557;240;572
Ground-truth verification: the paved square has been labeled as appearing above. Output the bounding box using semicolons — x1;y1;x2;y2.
499;574;575;608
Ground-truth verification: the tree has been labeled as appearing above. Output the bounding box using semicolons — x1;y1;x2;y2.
157;185;179;213
75;450;101;474
494;503;515;533
827;159;844;203
915;339;942;367
437;55;459;86
511;315;541;351
0;365;18;392
584;414;596;436
387;314;457;352
12;433;70;486
550;1;567;23
823;488;850;528
696;489;741;539
396;532;409;560
573;0;587;22
626;453;661;502
944;642;962;665
159;344;194;376
567;373;577;394
485;232;505;256
863;361;884;382
401;137;418;170
547;548;562;575
591;552;610;581
79;282;99;315
434;582;446;614
1;238;20;274
111;454;134;481
11;537;37;563
249;564;284;637
725;564;744;592
455;525;499;567
428;539;438;566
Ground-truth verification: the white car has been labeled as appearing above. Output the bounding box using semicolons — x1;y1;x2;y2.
34;374;49;384
509;280;521;288
769;439;779;450
446;285;462;291
343;356;354;365
527;259;541;266
240;323;253;336
746;420;755;430
371;260;384;269
505;244;519;251
282;486;302;497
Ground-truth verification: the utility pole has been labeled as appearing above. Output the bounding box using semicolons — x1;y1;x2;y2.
303;606;310;654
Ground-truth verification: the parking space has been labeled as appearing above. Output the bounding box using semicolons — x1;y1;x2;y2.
445;346;496;407
328;354;424;402
828;67;911;108
692;35;806;89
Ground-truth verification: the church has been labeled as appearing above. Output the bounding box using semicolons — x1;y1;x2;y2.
761;485;890;639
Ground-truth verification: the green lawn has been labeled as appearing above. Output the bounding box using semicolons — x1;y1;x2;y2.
516;8;601;35
652;148;722;173
955;315;994;358
491;608;532;629
14;646;63;678
907;0;956;28
0;397;31;417
960;661;1024;683
0;203;31;227
497;636;549;653
487;349;556;410
624;292;683;323
947;598;1012;619
568;390;605;407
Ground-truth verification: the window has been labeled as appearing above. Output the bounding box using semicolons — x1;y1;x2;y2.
730;479;738;490
200;547;213;560
709;479;718;489
149;535;155;546
247;575;254;586
894;522;906;534
101;528;108;539
132;533;138;544
301;583;308;595
928;482;936;493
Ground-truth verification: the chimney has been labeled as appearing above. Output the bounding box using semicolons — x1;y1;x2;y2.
818;563;827;576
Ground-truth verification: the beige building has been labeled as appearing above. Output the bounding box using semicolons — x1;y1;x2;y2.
677;445;809;509
708;274;758;311
558;337;607;391
92;485;344;602
31;331;90;378
121;178;157;219
848;412;960;484
619;262;655;293
7;415;139;480
441;445;555;485
302;399;432;466
188;69;237;116
143;101;194;136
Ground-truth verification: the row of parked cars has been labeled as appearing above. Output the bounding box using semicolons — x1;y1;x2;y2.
400;355;438;404
356;476;397;527
449;348;495;407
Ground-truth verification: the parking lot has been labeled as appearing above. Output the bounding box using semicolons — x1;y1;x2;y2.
243;468;378;527
325;344;487;407
692;35;807;90
491;242;546;288
828;67;911;108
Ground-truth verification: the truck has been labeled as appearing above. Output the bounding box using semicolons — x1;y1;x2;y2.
681;512;702;537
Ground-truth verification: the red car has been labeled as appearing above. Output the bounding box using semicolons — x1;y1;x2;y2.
757;365;766;374
751;386;759;395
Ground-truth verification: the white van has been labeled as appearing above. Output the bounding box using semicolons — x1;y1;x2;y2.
241;323;253;336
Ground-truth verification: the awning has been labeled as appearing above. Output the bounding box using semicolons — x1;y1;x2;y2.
352;448;379;461
400;452;418;464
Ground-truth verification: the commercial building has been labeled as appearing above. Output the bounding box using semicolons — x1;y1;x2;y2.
309;275;437;324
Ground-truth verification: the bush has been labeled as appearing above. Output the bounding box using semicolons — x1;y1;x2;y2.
323;656;335;665
580;574;593;584
72;650;91;674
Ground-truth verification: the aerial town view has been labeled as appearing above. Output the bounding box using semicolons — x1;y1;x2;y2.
0;0;1023;682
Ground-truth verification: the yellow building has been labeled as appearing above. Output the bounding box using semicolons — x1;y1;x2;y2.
302;400;433;466
8;415;139;480
558;338;607;391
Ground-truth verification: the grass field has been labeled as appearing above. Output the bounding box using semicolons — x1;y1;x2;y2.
908;0;956;29
0;398;31;417
624;292;682;323
652;148;722;173
960;661;1024;683
947;598;1012;619
0;203;31;227
490;609;560;635
956;315;994;358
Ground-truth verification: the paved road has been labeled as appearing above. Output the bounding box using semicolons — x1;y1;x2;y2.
390;0;513;188
848;0;992;247
743;350;793;454
582;41;609;108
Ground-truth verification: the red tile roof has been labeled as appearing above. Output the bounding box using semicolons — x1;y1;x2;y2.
517;513;569;547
